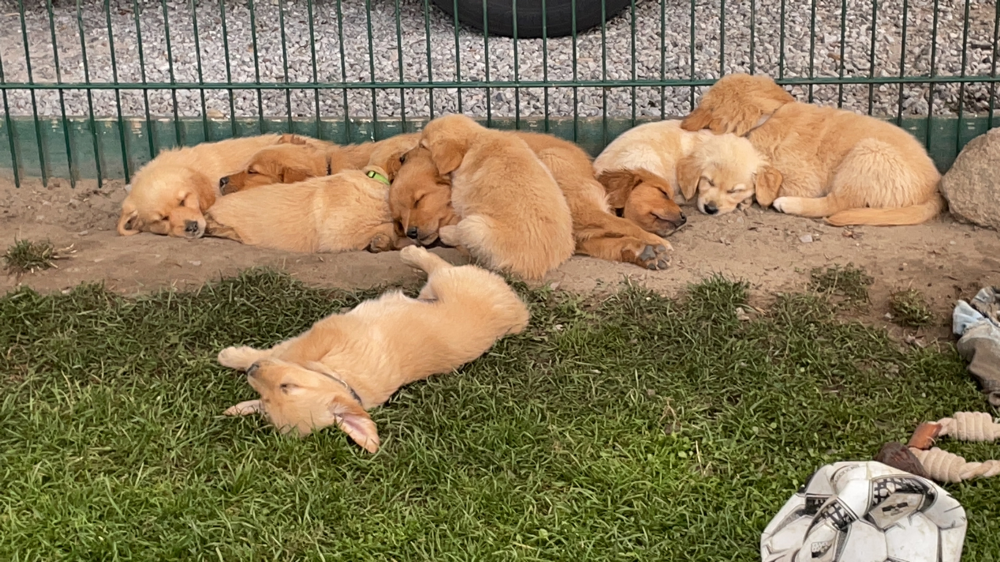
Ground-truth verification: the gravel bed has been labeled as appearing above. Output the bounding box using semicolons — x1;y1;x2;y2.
0;0;997;122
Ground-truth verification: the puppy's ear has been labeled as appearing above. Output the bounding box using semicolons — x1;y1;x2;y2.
117;201;141;236
278;133;307;145
187;171;216;210
425;138;464;175
596;169;639;209
681;107;713;132
675;155;703;202
330;396;380;453
753;164;783;208
281;167;311;184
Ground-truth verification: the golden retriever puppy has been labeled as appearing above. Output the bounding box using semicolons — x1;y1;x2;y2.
391;134;673;270
681;73;944;225
220;132;421;194
117;135;280;238
218;245;530;452
203;165;400;253
419;115;576;279
593;119;777;218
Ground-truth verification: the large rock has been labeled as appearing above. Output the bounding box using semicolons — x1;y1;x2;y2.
941;127;1000;230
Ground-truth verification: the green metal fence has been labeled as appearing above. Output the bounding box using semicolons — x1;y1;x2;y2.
0;0;998;188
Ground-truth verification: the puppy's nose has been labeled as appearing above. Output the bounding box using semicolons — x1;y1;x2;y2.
246;363;259;377
219;176;229;188
678;212;687;225
185;220;200;234
704;203;719;215
406;226;419;239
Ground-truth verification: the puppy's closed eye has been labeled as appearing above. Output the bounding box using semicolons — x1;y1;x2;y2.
413;194;424;208
399;154;407;164
703;177;715;187
279;383;296;393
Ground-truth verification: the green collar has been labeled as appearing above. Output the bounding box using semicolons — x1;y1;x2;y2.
366;170;390;185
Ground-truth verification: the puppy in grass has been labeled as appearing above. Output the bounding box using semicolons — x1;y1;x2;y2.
218;246;530;453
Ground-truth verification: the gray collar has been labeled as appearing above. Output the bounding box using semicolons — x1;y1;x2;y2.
312;367;364;406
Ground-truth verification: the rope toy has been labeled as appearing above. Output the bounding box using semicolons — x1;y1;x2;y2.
898;412;1000;484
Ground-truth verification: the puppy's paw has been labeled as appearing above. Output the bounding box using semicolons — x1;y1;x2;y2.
367;233;394;253
224;399;262;417
772;197;791;214
634;244;672;271
218;346;260;370
437;225;460;247
399;244;429;267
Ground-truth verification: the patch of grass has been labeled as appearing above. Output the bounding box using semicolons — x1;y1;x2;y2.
889;288;935;327
809;263;874;305
1;269;996;560
3;238;55;275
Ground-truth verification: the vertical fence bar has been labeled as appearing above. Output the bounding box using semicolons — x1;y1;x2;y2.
190;0;210;141
17;0;48;186
688;0;695;109
749;0;756;74
895;0;909;125
778;0;786;79
46;0;77;186
542;0;550;132
956;0;972;155
571;0;578;141
601;0;608;145
807;0;816;102
76;0;103;187
248;0;264;133
307;0;321;138
837;0;847;108
719;0;725;76
988;0;1000;130
105;0;131;182
335;0;351;141
513;0;520;129
0;35;21;186
867;0;878;114
659;0;665;119
130;0;156;160
159;0;181;145
394;0;407;131
629;0;636;127
219;0;237;138
421;0;436;120
925;0;940;151
481;0;492;127
364;0;379;137
452;0;462;115
279;0;293;132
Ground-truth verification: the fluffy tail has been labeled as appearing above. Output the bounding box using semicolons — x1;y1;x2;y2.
826;193;946;227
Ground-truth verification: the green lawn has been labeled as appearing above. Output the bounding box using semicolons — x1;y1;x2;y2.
1;270;997;561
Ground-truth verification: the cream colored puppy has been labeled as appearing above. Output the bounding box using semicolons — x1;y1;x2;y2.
420;114;575;280
594;120;779;217
218;246;530;452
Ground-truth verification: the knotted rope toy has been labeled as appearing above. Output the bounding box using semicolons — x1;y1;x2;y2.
878;412;1000;484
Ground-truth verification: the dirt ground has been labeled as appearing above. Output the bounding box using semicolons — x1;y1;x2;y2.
2;177;998;340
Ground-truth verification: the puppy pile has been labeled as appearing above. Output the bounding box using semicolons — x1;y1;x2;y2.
117;73;948;448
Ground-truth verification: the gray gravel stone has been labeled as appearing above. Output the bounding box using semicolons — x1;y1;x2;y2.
0;0;996;122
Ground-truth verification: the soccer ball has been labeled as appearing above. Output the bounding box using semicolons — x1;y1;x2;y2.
761;461;967;562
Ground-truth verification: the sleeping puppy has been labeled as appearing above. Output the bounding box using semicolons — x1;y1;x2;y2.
391;135;673;270
681;73;944;225
419;114;575;280
218;245;530;452
117;135;280;238
220;133;421;194
203;165;401;253
593;119;778;218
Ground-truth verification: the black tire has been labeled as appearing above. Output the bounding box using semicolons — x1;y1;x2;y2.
431;0;633;39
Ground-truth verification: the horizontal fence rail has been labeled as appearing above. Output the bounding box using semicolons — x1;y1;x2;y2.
0;0;997;187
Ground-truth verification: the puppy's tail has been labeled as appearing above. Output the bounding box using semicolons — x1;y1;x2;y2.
825;192;946;227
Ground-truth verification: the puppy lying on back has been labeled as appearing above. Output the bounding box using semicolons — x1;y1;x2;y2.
220;133;420;193
593;120;778;218
218;246;530;452
117;135;280;238
420;114;575;280
204;165;400;253
681;73;943;225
